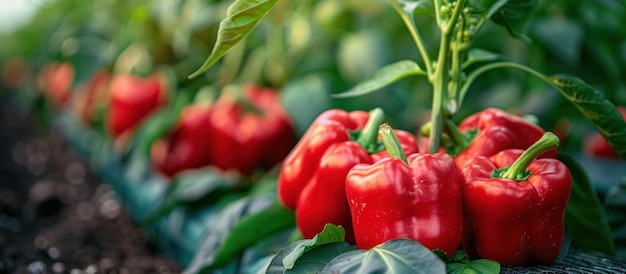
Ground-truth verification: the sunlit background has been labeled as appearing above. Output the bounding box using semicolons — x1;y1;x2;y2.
0;0;47;34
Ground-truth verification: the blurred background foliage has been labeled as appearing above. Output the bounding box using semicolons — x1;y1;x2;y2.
1;0;625;148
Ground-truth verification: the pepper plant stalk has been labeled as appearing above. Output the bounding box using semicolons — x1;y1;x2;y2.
428;0;466;154
498;132;560;180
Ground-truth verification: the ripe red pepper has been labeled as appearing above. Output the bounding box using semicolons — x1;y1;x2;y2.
38;62;75;108
206;84;296;176
277;109;418;243
73;69;111;125
345;124;463;256
453;108;557;166
460;132;572;266
278;109;370;210
584;106;626;159
105;73;168;139
151;102;213;178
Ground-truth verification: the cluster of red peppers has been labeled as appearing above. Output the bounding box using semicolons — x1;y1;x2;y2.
63;66;297;178
151;84;297;178
277;107;573;266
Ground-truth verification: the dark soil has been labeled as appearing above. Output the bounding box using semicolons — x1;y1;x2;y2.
0;93;180;273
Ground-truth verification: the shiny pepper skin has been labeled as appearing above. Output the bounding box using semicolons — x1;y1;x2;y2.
151;102;213;178
106;73;168;139
277;109;418;244
206;84;296;176
345;152;463;256
460;149;572;266
278;109;369;210
455;108;557;166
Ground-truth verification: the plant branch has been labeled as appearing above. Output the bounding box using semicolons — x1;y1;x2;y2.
458;61;552;107
389;1;433;75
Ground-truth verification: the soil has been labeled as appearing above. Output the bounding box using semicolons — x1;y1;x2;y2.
0;93;181;273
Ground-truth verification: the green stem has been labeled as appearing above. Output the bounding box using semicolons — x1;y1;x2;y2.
444;0;465;35
355;108;385;150
448;30;466;113
428;0;466;154
389;1;433;74
379;123;408;165
428;34;450;154
458;61;552;109
500;132;560;181
444;119;468;150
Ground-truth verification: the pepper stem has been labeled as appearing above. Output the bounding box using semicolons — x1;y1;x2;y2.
444;119;468;150
379;123;408;165
355;108;385;151
500;132;560;181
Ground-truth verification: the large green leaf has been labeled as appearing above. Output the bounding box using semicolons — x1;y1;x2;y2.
266;224;346;273
446;259;500;274
287;242;356;274
188;0;280;79
322;239;445;273
559;154;615;255
182;195;275;274
491;0;540;39
332;60;426;98
443;250;501;274
211;200;296;268
145;168;240;224
550;75;626;160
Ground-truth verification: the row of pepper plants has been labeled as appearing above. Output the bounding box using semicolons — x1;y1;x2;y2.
2;0;626;273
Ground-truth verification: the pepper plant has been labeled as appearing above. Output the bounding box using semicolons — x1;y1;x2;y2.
191;0;626;157
182;0;626;271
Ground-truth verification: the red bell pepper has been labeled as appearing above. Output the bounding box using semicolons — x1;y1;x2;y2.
151;102;213;178
460;132;571;266
278;109;371;210
105;72;168;139
345;124;463;256
584;106;626;159
453;108;557;166
206;84;296;176
73;69;111;125
277;109;418;243
38;62;75;108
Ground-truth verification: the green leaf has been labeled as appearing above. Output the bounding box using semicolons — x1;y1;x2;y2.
322;239;446;273
188;0;279;79
491;0;540;39
604;178;626;259
332;60;426;98
393;0;434;16
211;200;296;268
478;0;509;20
183;195;275;274
283;224;345;268
446;259;501;274
462;48;501;69
550;75;626;159
559;153;616;255
287;242;356;274
145;168;240;224
266;224;346;272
